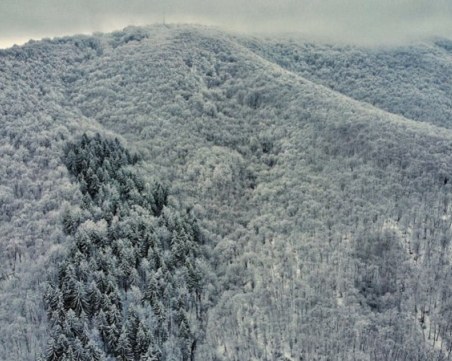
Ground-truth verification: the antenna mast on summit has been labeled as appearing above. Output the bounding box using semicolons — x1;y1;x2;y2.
162;5;166;25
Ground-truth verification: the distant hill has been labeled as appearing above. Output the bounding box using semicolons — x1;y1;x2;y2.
239;35;452;128
1;25;452;361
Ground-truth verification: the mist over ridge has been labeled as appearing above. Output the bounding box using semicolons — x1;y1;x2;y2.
1;0;451;48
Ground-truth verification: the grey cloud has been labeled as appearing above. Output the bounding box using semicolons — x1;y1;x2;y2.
0;0;451;48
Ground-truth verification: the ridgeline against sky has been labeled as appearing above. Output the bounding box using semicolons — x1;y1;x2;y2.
0;0;451;48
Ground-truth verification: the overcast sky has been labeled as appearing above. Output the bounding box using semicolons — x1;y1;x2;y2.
0;0;451;48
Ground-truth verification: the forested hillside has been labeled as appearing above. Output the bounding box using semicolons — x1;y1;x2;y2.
1;25;452;361
239;36;452;128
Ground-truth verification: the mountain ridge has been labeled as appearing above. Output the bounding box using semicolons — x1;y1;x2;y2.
1;25;452;360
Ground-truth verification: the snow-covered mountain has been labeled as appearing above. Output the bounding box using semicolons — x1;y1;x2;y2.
1;25;452;361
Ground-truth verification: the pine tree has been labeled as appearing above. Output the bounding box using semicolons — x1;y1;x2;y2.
61;346;75;361
140;345;162;361
96;310;109;344
105;323;120;354
64;277;88;316
45;337;62;361
87;281;102;317
86;341;105;361
72;337;85;361
116;329;133;361
135;323;152;358
144;272;159;304
152;183;168;216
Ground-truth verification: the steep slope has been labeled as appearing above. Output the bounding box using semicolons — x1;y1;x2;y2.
1;25;452;361
239;36;452;128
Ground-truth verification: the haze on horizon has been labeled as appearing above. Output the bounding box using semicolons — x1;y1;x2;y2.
0;0;451;48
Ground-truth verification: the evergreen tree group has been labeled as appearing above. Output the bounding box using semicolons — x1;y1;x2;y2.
43;133;207;361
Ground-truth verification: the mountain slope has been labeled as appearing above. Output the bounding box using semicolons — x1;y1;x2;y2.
238;35;452;128
1;25;452;360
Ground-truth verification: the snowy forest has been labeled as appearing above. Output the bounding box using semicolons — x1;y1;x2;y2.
1;25;452;361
